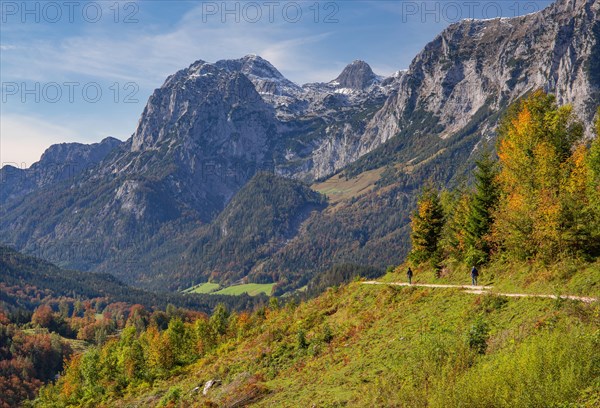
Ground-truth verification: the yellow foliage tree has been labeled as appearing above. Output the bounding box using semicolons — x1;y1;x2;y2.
493;91;586;260
409;184;445;267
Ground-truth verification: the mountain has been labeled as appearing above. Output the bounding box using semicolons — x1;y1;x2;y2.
0;0;598;292
120;172;327;290
0;56;393;287
349;0;600;173
0;137;122;205
331;60;381;90
130;54;395;182
179;173;326;286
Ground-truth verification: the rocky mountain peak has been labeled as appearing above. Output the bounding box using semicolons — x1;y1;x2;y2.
214;54;301;97
38;137;122;166
331;60;379;90
239;54;286;80
131;58;272;152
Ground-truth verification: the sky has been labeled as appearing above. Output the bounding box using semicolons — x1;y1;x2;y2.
0;0;553;168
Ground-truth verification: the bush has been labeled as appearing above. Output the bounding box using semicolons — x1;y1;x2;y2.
322;324;334;344
467;318;489;354
479;295;508;313
158;386;182;407
465;247;488;268
296;329;308;350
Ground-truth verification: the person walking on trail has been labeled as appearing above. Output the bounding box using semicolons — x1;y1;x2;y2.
471;266;479;286
407;267;413;285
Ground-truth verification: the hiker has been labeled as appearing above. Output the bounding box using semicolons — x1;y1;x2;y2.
407;267;413;285
471;266;479;286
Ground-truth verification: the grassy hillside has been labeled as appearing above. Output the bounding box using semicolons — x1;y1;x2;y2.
312;166;385;207
36;279;599;407
213;283;275;296
182;283;275;297
183;283;222;294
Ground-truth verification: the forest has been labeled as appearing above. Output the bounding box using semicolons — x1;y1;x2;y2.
0;247;269;407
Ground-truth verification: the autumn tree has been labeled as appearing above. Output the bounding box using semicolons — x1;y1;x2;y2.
31;305;54;328
58;300;70;319
209;303;230;339
80;348;101;389
165;318;195;365
493;91;585;260
98;340;122;392
409;184;445;267
577;108;600;256
141;326;172;376
439;186;471;262
195;317;214;355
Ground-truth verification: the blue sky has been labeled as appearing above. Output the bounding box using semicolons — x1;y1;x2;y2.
1;0;552;167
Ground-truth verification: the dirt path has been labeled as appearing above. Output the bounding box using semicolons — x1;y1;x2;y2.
362;281;598;303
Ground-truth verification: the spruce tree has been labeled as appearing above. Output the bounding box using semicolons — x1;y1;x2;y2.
465;152;499;263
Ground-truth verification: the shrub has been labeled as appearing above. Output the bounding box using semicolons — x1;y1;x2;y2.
158;386;182;407
322;324;334;344
296;329;308;350
467;318;490;354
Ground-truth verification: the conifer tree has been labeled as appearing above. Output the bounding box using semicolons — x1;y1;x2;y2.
465;152;499;263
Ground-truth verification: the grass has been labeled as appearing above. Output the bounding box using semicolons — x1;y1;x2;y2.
63;338;89;354
182;282;275;296
245;285;598;407
70;280;598;407
182;282;221;294
312;167;384;207
213;283;275;296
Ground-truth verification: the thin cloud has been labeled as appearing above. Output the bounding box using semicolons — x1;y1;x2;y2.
2;4;341;88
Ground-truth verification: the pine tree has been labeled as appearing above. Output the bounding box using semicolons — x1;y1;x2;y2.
465;152;499;264
409;184;445;267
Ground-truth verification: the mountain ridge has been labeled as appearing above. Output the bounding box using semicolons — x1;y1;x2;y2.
0;136;123;205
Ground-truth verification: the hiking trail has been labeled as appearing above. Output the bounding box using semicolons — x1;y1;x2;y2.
362;281;598;303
